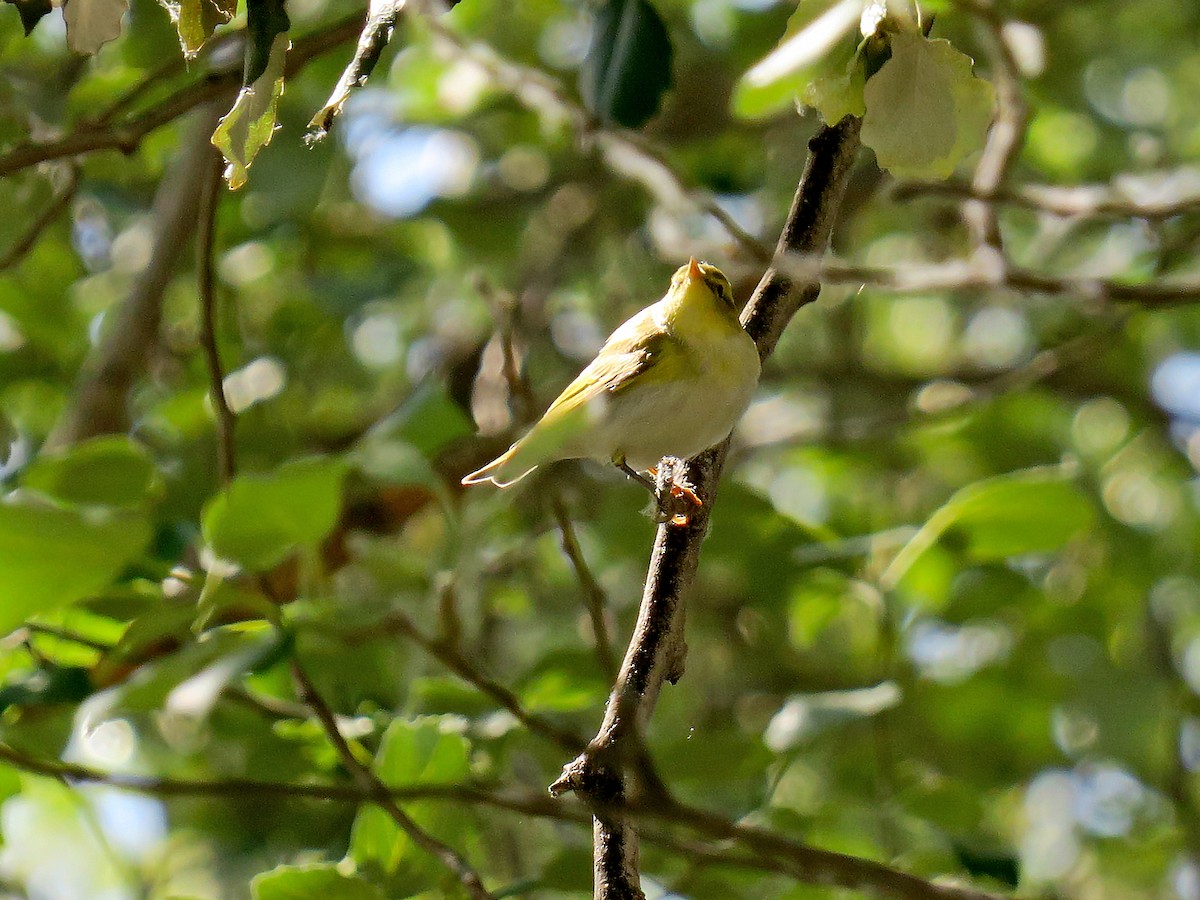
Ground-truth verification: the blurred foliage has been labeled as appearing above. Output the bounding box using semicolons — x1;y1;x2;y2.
0;0;1199;898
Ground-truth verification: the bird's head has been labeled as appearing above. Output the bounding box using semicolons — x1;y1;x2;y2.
672;257;736;311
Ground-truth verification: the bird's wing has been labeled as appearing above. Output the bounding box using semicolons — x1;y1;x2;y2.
542;312;676;418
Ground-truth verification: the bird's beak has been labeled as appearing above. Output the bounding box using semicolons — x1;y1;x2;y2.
687;257;702;280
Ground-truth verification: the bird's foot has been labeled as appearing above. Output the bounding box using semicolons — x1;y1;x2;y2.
615;456;701;527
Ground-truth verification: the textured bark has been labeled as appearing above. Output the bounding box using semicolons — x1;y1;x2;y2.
551;116;863;899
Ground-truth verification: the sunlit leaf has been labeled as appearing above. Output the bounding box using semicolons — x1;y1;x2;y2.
156;0;236;56
861;32;995;178
202;456;346;571
882;466;1092;589
0;495;151;636
764;681;901;751
212;31;289;190
733;0;860;120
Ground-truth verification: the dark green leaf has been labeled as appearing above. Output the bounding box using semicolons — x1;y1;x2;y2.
7;0;52;35
579;0;673;129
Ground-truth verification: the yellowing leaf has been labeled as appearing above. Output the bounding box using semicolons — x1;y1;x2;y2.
64;0;127;54
802;63;866;124
211;34;289;190
157;0;236;57
861;32;995;179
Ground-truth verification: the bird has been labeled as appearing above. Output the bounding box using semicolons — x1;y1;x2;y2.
461;258;761;499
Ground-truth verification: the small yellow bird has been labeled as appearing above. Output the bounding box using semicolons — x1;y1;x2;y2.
462;258;760;492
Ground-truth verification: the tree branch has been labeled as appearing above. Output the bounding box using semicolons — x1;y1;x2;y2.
196;145;237;484
0;14;363;178
0;165;78;271
550;116;864;900
552;498;618;682
46;98;232;449
773;253;1200;308
290;659;495;900
341;610;586;754
0;739;1004;899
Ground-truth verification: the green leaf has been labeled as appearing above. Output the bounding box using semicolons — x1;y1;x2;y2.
861;32;995;179
157;0;236;57
202;456;346;571
0;495;151;636
365;383;474;459
881;466;1092;589
252;864;386;900
579;0;673;129
212;33;289;190
63;0;127;53
22;437;157;509
733;0;861;120
802;62;866;123
350;717;472;879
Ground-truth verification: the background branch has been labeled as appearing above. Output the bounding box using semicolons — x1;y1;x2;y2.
290;659;495;900
46;98;231;448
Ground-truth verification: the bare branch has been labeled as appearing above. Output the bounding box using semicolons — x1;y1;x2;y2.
772;253;1200;308
290;659;496;900
551;116;865;899
0;739;1005;899
551;498;618;681
341;611;586;754
196;146;237;484
0;14;363;178
0;165;78;271
959;0;1029;252
46;98;232;449
893;177;1200;222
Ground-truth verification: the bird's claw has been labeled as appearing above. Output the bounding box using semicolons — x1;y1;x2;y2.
655;457;701;527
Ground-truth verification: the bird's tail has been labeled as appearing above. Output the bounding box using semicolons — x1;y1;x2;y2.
460;440;539;488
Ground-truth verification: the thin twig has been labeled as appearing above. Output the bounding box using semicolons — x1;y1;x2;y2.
0;14;363;178
0;166;79;272
340;611;586;754
959;0;1028;253
0;739;1005;899
46;98;232;449
551;498;618;682
290;659;496;900
422;14;772;263
772;252;1200;308
893;178;1200;222
196;146;237;484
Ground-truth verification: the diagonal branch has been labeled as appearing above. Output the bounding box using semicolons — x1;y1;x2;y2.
290;659;496;900
196;145;237;484
0;14;363;178
46;98;232;449
550;116;864;900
